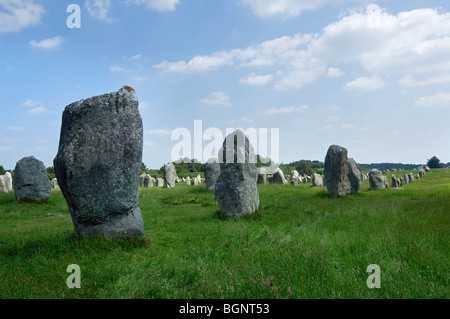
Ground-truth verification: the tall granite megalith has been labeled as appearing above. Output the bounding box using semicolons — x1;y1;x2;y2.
214;129;259;217
54;86;144;239
323;145;350;196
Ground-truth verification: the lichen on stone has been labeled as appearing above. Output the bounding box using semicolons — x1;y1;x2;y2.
123;85;135;92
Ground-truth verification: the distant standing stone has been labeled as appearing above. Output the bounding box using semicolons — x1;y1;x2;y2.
0;172;12;193
156;178;164;187
205;158;220;191
215;129;259;218
270;168;287;185
13;156;51;202
163;162;177;188
347;158;361;194
369;169;387;190
53;86;144;239
324;145;350;195
312;173;323;187
391;174;400;188
51;178;59;189
257;167;267;184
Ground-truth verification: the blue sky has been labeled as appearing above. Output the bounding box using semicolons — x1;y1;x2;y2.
1;0;450;170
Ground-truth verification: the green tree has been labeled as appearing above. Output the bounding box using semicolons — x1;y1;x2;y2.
47;166;55;181
427;156;442;169
141;162;148;173
0;165;5;175
296;160;314;176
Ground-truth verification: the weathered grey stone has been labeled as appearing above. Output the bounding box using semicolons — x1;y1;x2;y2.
419;169;425;177
163;162;177;188
156;178;164;187
257;167;267;184
424;165;430;172
391;174;400;188
290;170;299;185
139;173;146;187
312;173;323;187
53;86;144;239
186;176;191;185
347;158;361;194
409;173;415;183
369;169;386;190
51;178;59;189
0;172;12;193
324;145;350;196
270;168;287;185
205;158;220;191
12;156;51;202
404;174;410;184
215;129;259;218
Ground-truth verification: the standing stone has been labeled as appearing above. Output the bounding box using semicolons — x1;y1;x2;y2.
347;158;361;194
368;169;387;190
139;173;146;187
290;170;299;185
257;167;267;184
185;176;191;186
54;86;144;239
270;168;287;185
409;173;415;183
143;174;151;187
51;178;59;189
156;178;164;187
419;169;425;177
312;173;323;187
163;162;177;188
215;129;259;218
324;145;350;196
404;174;410;184
391;174;400;188
205;158;220;191
424;165;430;172
13;156;51;202
0;172;13;193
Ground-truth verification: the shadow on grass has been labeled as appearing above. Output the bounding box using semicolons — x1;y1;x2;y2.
0;230;150;259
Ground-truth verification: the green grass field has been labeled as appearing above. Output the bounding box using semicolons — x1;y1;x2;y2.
0;169;448;299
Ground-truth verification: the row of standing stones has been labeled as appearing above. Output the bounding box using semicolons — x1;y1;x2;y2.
0;87;430;239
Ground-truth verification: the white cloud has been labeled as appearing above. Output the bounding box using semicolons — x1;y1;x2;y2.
21;99;41;107
130;54;142;60
0;146;13;151
144;141;156;147
341;124;353;129
400;74;450;87
201;92;232;106
326;115;340;122
264;105;308;115
343;76;385;91
240;0;365;19
28;107;48;115
146;129;172;135
139;101;151;109
131;0;180;12
240;117;253;123
239;73;273;86
311;5;450;76
85;0;112;21
154;5;450;91
326;67;344;78
327;105;342;111
34;146;48;151
0;0;44;32
30;36;64;50
110;66;131;73
415;92;450;108
5;126;25;131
